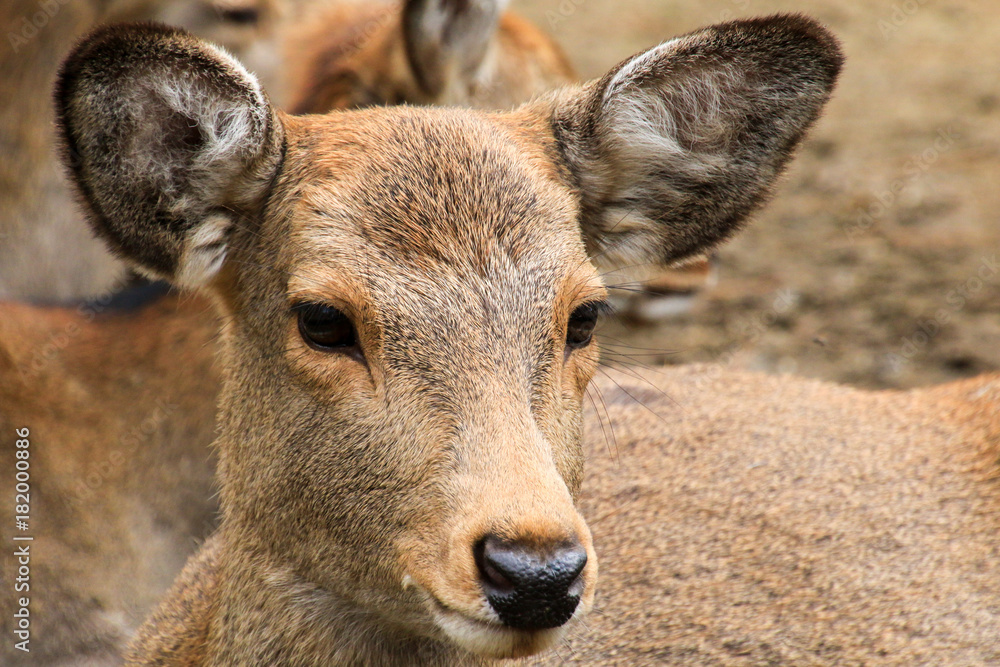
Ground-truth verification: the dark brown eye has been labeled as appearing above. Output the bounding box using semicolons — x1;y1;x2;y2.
294;303;359;353
566;302;601;349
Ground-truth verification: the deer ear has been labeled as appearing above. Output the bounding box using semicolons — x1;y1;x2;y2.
547;14;843;269
55;22;283;288
403;0;506;99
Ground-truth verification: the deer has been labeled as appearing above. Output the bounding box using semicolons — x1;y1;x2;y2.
0;0;282;303
285;0;715;321
26;11;1000;666
1;0;707;317
0;2;665;662
49;13;894;664
283;0;576;114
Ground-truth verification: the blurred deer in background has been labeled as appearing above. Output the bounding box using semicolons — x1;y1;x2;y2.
0;286;224;665
285;0;575;113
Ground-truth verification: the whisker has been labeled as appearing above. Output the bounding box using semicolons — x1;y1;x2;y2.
603;285;658;294
600;361;681;411
596;367;674;425
600;348;678;360
585;383;618;465
598;335;683;354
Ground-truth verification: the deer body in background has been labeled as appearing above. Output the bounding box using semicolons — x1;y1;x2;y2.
0;288;223;665
537;368;1000;665
55;15;854;664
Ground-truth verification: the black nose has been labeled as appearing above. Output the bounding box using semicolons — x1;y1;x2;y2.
475;535;587;630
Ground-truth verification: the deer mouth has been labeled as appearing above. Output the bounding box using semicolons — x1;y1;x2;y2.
426;594;577;659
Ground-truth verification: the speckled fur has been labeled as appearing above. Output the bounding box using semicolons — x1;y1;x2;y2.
526;369;1000;665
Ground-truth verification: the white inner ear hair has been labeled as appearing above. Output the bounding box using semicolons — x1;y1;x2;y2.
176;212;232;287
582;37;754;268
602;36;746;171
149;43;266;287
149;45;266;167
127;38;268;217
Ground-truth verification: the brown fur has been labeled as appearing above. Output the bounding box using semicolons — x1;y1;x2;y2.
26;12;1000;666
530;369;1000;664
0;289;222;664
0;6;627;662
50;17;850;664
286;0;715;319
0;0;280;302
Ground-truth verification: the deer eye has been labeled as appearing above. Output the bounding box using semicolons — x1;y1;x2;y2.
566;302;602;350
294;303;359;353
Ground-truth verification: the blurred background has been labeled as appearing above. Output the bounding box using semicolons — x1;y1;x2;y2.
516;0;999;390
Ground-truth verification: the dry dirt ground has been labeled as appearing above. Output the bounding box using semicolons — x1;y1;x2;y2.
515;0;1000;390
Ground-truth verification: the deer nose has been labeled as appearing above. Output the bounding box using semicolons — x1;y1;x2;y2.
474;535;588;630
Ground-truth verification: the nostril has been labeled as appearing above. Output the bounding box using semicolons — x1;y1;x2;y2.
475;542;515;594
558;546;588;587
474;535;588;631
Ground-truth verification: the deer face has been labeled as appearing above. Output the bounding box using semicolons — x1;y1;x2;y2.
56;18;840;659
214;108;602;656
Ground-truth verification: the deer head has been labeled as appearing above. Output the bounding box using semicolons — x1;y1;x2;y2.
55;16;841;661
